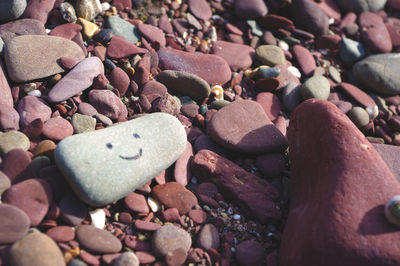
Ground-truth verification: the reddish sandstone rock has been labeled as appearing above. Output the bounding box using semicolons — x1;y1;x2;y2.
291;44;316;76
191;149;281;223
152;182;198;214
358;12;392;54
280;99;400;266
211;41;255;72
107;36;148;59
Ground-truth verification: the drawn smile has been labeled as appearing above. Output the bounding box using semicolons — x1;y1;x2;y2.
119;148;143;160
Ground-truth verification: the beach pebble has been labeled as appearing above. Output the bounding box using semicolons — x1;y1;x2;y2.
1;148;34;184
110;67;130;96
113;252;140;266
59;194;88;226
236;240;266;266
211;41;255;72
340;37;365;64
124;192;150;213
46;226;75;242
347;106;370;128
301;75;330;100
0;171;11;195
75;0;102;21
152;182;198;214
72;113;96;134
152;224;192;257
17;95;51;128
339;82;376;108
42;117;74;141
282;82;302;112
335;0;387;13
174;141;193;186
196;224;220;250
255;92;281;122
106;15;141;44
0;105;20;131
23;0;55;24
88;89;127;121
76;225;122;253
292;45;316;76
188;209;207;224
255;45;286;66
255;153;286;177
188;0;212;20
165;248;187;266
106;35;148;59
0;0;27;22
0;130;30;155
0;204;30;244
137;23;166;47
359;11;392;53
289;0;329;36
234;0;268;19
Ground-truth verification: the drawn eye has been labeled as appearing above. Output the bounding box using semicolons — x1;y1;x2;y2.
106;143;113;149
133;133;140;139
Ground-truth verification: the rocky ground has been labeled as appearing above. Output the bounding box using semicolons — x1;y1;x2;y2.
1;0;400;265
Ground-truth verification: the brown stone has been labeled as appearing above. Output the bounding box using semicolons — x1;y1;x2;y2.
152;182;198;214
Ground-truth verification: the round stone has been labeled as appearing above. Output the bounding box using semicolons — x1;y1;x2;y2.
0;0;27;22
282;82;302;112
235;240;266;266
196;224;220;250
301;75;330;100
76;225;122;254
113;252;140;266
46;226;75;242
0;204;30;244
124;192;150;213
0;130;30;155
42;117;74;141
255;45;286;66
31;140;57;158
152;224;192;257
347;106;370;128
72;113;96;134
152;182;198;214
0;171;11;195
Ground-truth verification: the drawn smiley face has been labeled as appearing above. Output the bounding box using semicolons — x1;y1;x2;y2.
105;132;143;160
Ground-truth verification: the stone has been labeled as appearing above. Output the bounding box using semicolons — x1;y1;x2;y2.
359;11;392;54
0;0;27;22
234;0;268;19
0;204;30;244
31;140;56;158
158;48;231;85
335;0;387;13
58;57;78;70
60;2;77;23
165;248;187;266
42;117;74;141
88;89;128;121
347;106;370;128
141;80;168;103
187;0;211;20
152;224;192;257
55;113;186;206
31;156;51;176
0;19;46;44
1;148;34;184
134;220;161;231
0;105;19;131
113;252;140;266
339;82;376;108
23;0;55;24
46;226;75;242
152;182;198;214
235;240;265;266
276;65;300;90
191;149;281;223
353;53;400;95
107;16;141;44
76;0;102;21
124;192;149;213
78;102;98;116
340;37;365;64
59;194;88;226
280;99;400;266
174;141;193;186
292;45;316;76
17;95;51;128
301;75;330;100
255;45;286;66
107;35;148;59
208;100;287;154
0;57;13;108
3;178;53;226
255;153;286;177
110;67;130;96
0;171;11;194
47;57;104;102
72;113;96;134
289;0;329;36
4;35;85;82
76;225;122;254
0;131;30;155
156;70;211;101
8;229;65;266
137;23;166;47
282;82;302;112
49;23;82;39
188;209;207;224
211;41;254;72
372;143;400;182
77;18;99;39
255;92;281;122
196;224;220;250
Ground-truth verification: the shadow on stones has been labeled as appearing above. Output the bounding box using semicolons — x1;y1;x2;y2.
357;205;400;235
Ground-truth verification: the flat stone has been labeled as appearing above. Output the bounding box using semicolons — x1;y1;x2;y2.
339;82;376;108
353;53;400;95
140;80;168;103
78;102;98;116
335;0;387;13
282;82;302;112
212;41;255;72
110;67;130;96
289;0;329;36
55;113;186;206
0;0;27;22
196;224;220;250
174;141;193;186
3;178;53;226
46;226;75;242
134;220;161;231
0;204;30;244
0;105;20;131
17;95;51;128
8;229;65;266
107;35;148;59
106;16;141;44
255;92;281;122
236;240;265;266
47;56;104;102
152;224;192;257
301;75;330;100
1;148;34;184
23;0;55;24
208;100;287;154
42;117;74;141
0;19;45;44
49;23;82;39
359;11;392;53
152;182;198;214
280;99;400;266
4;35;85;82
76;225;122;254
234;0;268;19
188;0;212;20
255;45;286;66
72;113;96;134
137;23;166;47
292;44;316;76
191;149;281;223
372;143;400;182
158;48;231;85
156;70;211;101
188;209;207;224
88;89;128;121
0;131;30;155
124;192;149;213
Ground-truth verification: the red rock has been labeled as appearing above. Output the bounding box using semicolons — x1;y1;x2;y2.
212;41;255;72
124;192;149;213
289;0;329;36
59;57;78;70
191;150;281;223
23;0;56;24
257;14;294;30
315;34;341;50
174;141;193;186
359;12;392;54
0;204;30;244
106;36;148;59
0;57;13;108
0;105;19;131
255;77;280;92
276;65;300;91
255;153;285;177
124;235;152;252
235;240;265;266
255;92;281;122
110;67;130;96
280;99;400;266
291;45;316;76
152;182;198;215
137;23;166;47
80;250;100;265
188;0;212;21
113;0;132;11
159;14;173;34
1;149;34;184
195;182;218;198
134;220;161;231
197;223;220;250
188;209;207;224
388;0;400;10
234;0;268;19
17;95;52;128
136;251;156;264
46;226;75;242
0;19;46;43
42;117;73;141
372;143;400;182
339;82;376;108
140;80;167;103
88;89;128;121
385;21;400;49
134;54;151;86
49;23;82;39
315;0;341;20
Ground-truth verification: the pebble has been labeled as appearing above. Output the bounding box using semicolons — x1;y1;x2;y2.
359;11;392;53
196;224;220;250
340;37;365;64
235;240;266;266
75;0;102;21
257;66;281;79
152;224;192;257
2;148;34;184
156;70;211;101
89;208;106;229
3;178;52;226
165;248;187;266
76;225;122;253
0;58;13;109
137;23;166;47
0;18;45;44
78;102;98;116
211;41;255;72
255;92;281;122
255;45;286;66
188;209;207;224
4;35;85;83
106;35;148;59
124;192;150;213
0;0;27;22
88;89;127;121
109;67;131;96
0;105;20;131
347;106;370;128
282;82;302;112
77;18;99;39
208;100;287;154
339;82;376;108
59;194;88;226
17;95;51;128
0;204;30;244
22;0;55;24
234;0;268;19
255;152;286;177
174;141;193;186
71;113;96;134
60;2;77;23
301;75;330;100
49;23;82;39
353;53;400;95
0;171;11;194
106;15;141;44
31;140;56;157
289;0;329;36
8;229;65;266
113;252;140;266
188;0;212;20
46;226;75;242
31;156;51;176
47;57;104;102
292;44;316;76
55;113;186;206
158;48;231;85
42;117;74;141
152;181;198;214
335;0;387;13
328;66;342;83
0;130;30;155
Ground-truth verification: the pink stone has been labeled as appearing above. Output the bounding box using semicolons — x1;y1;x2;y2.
291;45;316;76
0;105;19;131
88;89;128;121
255;92;281;122
110;67;130;97
124;192;149;213
0;57;13;108
137;23;166;47
359;11;392;53
23;0;56;24
174;141;193;186
107;36;148;59
134;220;161;231
49;23;82;39
42;117;73;141
1;149;34;184
212;41;255;72
339;82;376;108
17;96;52;128
188;0;212;21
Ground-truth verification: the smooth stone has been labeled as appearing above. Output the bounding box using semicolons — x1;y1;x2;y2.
113;252;140;266
152;224;192;257
209;99;230;110
328;66;342;83
0;131;30;155
353;53;400;95
388;0;400;10
9;229;65;266
339;82;376;108
276;65;300;90
106;35;148;59
31;140;56;158
159;14;173;34
152;182;198;214
55;113;186;206
22;0;55;24
49;23;82;39
301;75;330;100
208;100;287;154
4;35;85;82
88;89;127;121
77;18;99;39
283;82;302;112
137;23;166;47
0;204;30;244
234;0;268;19
42;117;74;141
292;44;316;76
165;248;187;266
156;70;211;101
280;99;400;266
372;143;400;182
78;102;98;116
72;113;96;134
255;45;286;66
46;226;75;242
107;16;141;44
188;0;212;20
0;57;13;108
124;192;149;213
60;2;77;23
255;153;286;177
76;225;122;254
158;48;231;85
0;0;27;22
110;67;130;96
255;92;281;122
289;0;329;36
31;156;51;176
196;224;220;250
188;209;207;224
236;240;265;266
0;19;45;44
1;148;34;184
359;12;392;53
211;41;254;72
47;57;104;102
340;37;365;64
0;171;11;194
59;194;88;226
68;259;87;266
174;141;193;186
347;106;370;128
75;0;102;21
3;178;53;226
140;80;168;103
335;0;387;13
0;105;20;131
17;95;51;128
257;66;280;79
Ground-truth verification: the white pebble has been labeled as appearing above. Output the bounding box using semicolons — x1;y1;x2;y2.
233;214;241;220
101;2;111;11
89;208;106;229
27;89;42;97
45;28;51;34
211;85;224;100
278;40;289;51
288;66;301;78
147;197;160;212
328;18;335;25
366;105;379;120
